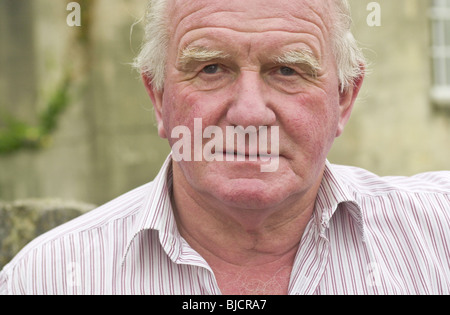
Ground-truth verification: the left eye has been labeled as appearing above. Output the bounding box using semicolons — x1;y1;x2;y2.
202;64;220;74
279;67;296;76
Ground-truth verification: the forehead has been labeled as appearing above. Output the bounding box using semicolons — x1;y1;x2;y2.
168;0;334;21
167;0;335;48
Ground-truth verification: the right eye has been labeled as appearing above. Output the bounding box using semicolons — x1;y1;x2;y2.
201;64;221;74
278;66;297;76
194;63;231;91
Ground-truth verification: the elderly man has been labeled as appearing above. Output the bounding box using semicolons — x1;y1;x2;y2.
1;0;449;295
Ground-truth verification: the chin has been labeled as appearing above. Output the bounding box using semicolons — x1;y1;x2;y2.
178;158;304;209
208;177;294;210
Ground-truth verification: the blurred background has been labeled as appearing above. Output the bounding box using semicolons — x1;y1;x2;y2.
0;0;449;206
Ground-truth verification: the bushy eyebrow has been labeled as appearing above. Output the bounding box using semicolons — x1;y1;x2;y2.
273;49;321;78
178;46;321;77
178;46;230;69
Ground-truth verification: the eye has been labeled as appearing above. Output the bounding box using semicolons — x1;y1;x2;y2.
278;66;296;76
202;64;221;74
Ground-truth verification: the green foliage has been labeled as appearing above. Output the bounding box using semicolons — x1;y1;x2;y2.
0;1;94;155
0;78;71;155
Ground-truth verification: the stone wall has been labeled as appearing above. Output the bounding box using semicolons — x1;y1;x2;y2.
0;199;95;269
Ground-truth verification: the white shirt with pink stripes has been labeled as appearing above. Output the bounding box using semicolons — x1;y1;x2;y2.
1;155;449;295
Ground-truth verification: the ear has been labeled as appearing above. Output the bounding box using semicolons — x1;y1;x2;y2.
335;67;364;138
142;73;167;139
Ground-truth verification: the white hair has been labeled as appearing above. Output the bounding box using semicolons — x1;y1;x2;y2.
133;0;365;92
331;0;366;92
133;0;169;91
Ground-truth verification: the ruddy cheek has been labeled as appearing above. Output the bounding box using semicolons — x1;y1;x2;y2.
181;88;231;126
284;92;337;151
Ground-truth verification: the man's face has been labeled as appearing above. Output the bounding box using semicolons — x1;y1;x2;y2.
150;0;358;211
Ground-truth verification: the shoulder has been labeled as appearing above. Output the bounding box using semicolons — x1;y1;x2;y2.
331;164;450;197
331;164;450;235
0;181;153;294
20;182;152;254
331;165;450;290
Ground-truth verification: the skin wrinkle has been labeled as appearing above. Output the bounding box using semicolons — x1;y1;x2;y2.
214;266;293;295
136;0;364;92
166;26;331;94
168;1;335;85
170;2;328;51
176;27;324;56
174;28;321;72
144;0;364;295
172;20;328;81
177;217;302;274
178;47;229;67
172;41;324;98
177;47;230;77
178;45;321;80
171;1;330;33
275;49;321;79
172;158;318;263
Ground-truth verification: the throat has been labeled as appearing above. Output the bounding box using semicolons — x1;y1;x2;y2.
214;265;293;295
198;240;299;295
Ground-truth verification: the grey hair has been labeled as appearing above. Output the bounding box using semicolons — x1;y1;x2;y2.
331;0;366;92
133;0;169;91
133;0;365;92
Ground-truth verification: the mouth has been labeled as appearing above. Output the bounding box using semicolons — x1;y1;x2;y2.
222;150;278;162
218;150;281;172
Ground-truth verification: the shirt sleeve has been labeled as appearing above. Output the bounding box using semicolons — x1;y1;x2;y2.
0;268;9;295
0;260;28;295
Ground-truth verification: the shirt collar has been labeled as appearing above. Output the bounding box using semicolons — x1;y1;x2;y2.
122;154;182;265
122;157;366;265
315;160;365;239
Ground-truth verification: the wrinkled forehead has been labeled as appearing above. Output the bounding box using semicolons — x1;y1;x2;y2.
167;0;336;36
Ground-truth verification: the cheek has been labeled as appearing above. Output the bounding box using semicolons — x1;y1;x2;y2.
162;84;230;145
169;84;230;121
282;91;340;156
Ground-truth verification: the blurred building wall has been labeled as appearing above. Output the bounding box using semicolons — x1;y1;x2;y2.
0;0;170;205
329;0;450;175
0;0;449;206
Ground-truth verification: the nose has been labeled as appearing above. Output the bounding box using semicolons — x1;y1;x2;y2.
226;70;276;128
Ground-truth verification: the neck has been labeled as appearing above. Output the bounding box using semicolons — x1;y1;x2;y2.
171;164;320;269
170;161;323;294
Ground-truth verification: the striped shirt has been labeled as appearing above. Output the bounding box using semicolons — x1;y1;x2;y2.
1;155;449;295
